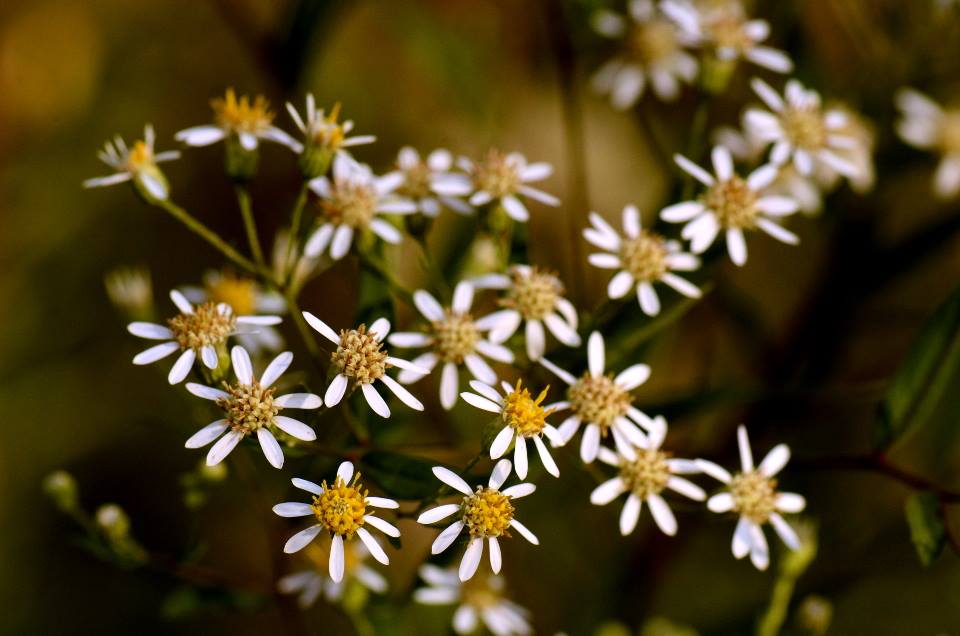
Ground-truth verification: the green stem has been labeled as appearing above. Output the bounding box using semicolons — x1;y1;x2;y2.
285;183;310;283
155;199;261;276
281;289;324;363
235;186;265;267
360;253;415;304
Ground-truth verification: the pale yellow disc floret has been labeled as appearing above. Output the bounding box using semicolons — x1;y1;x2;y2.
331;325;390;384
167;301;236;351
568;373;631;434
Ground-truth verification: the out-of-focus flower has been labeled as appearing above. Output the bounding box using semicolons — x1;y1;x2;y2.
816;103;876;195
388;282;514;410
698;425;806;571
590;0;698;108
275;462;400;583
457;151;559;222
285;97;376;178
417;460;538;582
175;88;298;152
302;313;426;417
95;503;131;542
539;331;658;463
184;346;320;469
83;124;179;202
43;470;78;512
278;541;387;608
471;265;581;361
795;595;833;635
386;147;474;217
660;146;800;266
105;266;153;320
460;379;563;479
584;205;701;316
895;88;960;198
303;155;418;261
414;565;532;635
127;290;282;384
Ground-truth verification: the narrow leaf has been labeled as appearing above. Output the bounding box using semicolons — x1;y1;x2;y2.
904;492;945;566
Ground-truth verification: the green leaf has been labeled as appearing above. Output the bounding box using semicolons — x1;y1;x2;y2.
875;285;960;449
359;451;438;500
904;492;946;566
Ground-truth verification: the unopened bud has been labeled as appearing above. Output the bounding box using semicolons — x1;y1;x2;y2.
43;470;78;512
96;503;131;542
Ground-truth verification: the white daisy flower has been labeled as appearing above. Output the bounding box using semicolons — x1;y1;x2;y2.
278;540;387;608
460;380;563;479
590;420;705;536
127;289;282;384
184;346;320;469
471;265;581;361
388;282;515;410
584;204;701;316
83;124;179;202
275;461;400;583
661;0;793;73
386;147;474;217
539;331;659;463
457;151;559;222
303;154;418;261
105;266;153;318
301;312;425;418
417;459;539;582
174;88;298;152
285;96;375;175
697;425;806;571
591;0;698;108
414;565;532;636
895;88;960;198
660;145;800;266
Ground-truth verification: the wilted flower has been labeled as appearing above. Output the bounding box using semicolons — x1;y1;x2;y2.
278;541;387;608
895;88;960;197
83;124;179;202
175;88;298;152
458;151;559;222
414;565;532;635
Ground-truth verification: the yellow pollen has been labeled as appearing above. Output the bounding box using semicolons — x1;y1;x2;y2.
124;140;154;172
309;102;347;150
461;576;503;609
167;301;236;351
628;20;679;65
703;9;753;53
206;271;257;316
568;373;630;434
462;487;514;538
620;231;668;281
502;380;553;437
432;311;481;363
500;267;562;321
211;88;274;134
781;106;827;151
311;474;368;538
316;181;377;229
619;449;672;499
216;380;277;433
332;325;390;384
939;110;960;154
474;150;521;198
396;159;433;200
702;176;759;229
729;471;778;524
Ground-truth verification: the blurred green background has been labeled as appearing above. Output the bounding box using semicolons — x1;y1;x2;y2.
2;0;960;633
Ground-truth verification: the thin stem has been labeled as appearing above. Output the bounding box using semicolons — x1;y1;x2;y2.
235;186;266;267
155;199;261;275
284;183;310;283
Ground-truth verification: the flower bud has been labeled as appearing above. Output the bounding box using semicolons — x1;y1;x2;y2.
96;503;131;542
43;470;78;512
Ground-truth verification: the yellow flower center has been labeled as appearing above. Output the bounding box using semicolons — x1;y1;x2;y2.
124;140;154;173
216;380;277;433
703;9;752;53
311;474;368;538
461;576;503;609
501;380;552;437
167;301;236;351
303;539;361;574
473;150;521;198
332;325;390;384
211;88;274;134
501;268;562;321
620;231;668;281
628;20;679;65
939;110;960;154
432;311;481;363
308;102;347;150
568;373;630;433
317;182;377;229
702;176;759;229
781;105;827;151
462;487;514;538
397;160;433;200
206;272;257;316
729;471;778;524
619;449;671;499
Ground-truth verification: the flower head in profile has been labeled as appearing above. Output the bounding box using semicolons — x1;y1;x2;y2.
183;346;320;469
388;282;514;410
387;147;474;217
591;0;698;109
895;88;960;198
585;204;701;316
278;540;387;608
414;565;532;636
539;331;658;463
697;425;806;570
105;265;153;320
127;289;282;384
417;459;539;581
302;312;425;417
84;124;179;202
285;96;375;176
274;462;400;583
472;265;580;361
175;88;298;152
458;151;559;222
660;145;800;266
303;155;418;261
460;380;564;479
590;422;705;536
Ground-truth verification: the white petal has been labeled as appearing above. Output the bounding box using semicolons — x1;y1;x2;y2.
737;425;754;472
185;420;229;448
388;332;433;348
697;459;732;483
775;492;806;513
619;494;642;535
580;423;601;463
513;436;528;479
674;154;715;186
591;477;626;505
433;466;473;495
509;518;539;544
660;201;705;223
589;253;621;269
381;375;425;410
490;426;515;459
756;218;800;245
758;444;791;477
488;537;502;573
607;270;635;299
587;331;605;377
330;225;354;260
206;430;243;465
431;521;464;554
260;351;293;388
712;146;734;181
615;364;651;390
543;313;581;347
413;290;445;321
707;492;735;513
525;319;545;361
273;502;314;517
283;524;322;553
439;362;459;410
769;513;800;550
257;428;284;468
638;282;660;316
501;195;529;222
647;494;677;536
464;354;497;385
685;213;720;254
186;382;229;401
329;534;345;581
324;373;349;406
167;349;196;384
489;458;512;490
274;393;322;409
175;125;226;146
292;478;323;495
357;527;390;564
366;496;399;509
302;312;340;344
273;415;316;441
667;476;705;501
502;482;536;499
532;435;559;477
732;517;752;559
452;281;474;313
231;346;254;384
127;322;174;340
417;504;460;525
337;461;355;483
133;342;180;365
459;538;484;581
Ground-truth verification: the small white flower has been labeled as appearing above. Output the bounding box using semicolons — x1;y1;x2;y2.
104;266;153;317
895;88;960;198
385;147;474;217
175;88;298;151
417;459;539;582
585;204;701;316
303;154;418;261
388;282;515;410
590;421;704;536
460;380;563;479
127;289;282;384
275;462;400;583
83;124;179;201
184;346;320;469
698;425;806;571
302;312;426;418
457;151;559;222
414;565;532;636
591;0;698;108
278;541;387;608
471;265;581;361
539;331;658;463
285;95;375;159
660;145;800;266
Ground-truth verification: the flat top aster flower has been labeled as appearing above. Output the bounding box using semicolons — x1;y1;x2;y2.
417;459;539;582
660;145;800;266
460;380;564;479
127;289;282;384
539;331;658;463
274;461;400;583
303;154;418;261
302;311;425;418
285;96;375;161
458;150;559;222
388;282;515;410
895;88;960;198
278;541;387;608
184;346;320;469
83;124;179;201
590;422;705;536
386;147;474;217
471;265;581;361
414;565;532;636
585;204;701;316
697;425;806;570
175;88;298;151
591;0;698;108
